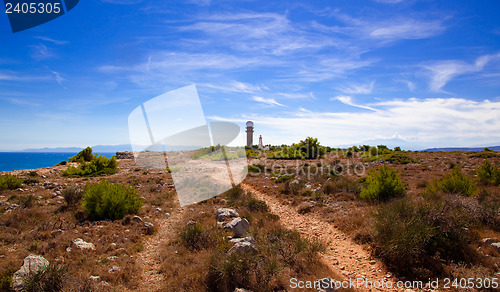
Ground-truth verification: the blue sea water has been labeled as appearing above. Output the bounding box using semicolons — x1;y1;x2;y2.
0;152;115;172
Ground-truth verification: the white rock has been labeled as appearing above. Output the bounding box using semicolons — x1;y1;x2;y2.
72;238;95;250
216;208;239;221
229;237;255;244
226;217;250;238
143;222;154;228
228;241;257;254
108;265;121;273
12;254;49;291
131;215;142;223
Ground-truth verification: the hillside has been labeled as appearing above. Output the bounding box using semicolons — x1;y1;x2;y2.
0;149;499;291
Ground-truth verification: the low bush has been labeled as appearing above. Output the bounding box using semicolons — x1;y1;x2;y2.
205;227;324;292
245;198;269;212
435;166;478;196
476;160;500;185
385;152;417;164
63;155;118;177
470;148;498;158
279;180;303;196
69;147;94;162
360;165;406;201
21;263;66;292
247;164;264;174
323;176;364;195
19;194;35;208
62;186;83;207
274;175;294;183
374;197;478;279
179;223;205;250
0;268;14;291
82;180;142;221
0;174;23;191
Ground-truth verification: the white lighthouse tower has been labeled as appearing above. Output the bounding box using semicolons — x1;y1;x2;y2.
258;135;263;150
246;121;254;148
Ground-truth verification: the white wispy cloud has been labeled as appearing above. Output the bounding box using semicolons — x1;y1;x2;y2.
34;36;68;45
0;70;50;82
210;97;500;147
331;95;377;111
424;52;500;91
340;81;375;94
370;20;446;40
180;12;337;55
199;80;266;94
52;71;66;89
252;96;285;107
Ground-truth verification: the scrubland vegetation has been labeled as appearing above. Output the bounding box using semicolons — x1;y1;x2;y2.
0;143;499;291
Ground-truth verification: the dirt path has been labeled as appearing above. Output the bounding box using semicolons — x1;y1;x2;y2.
241;184;404;292
136;207;184;292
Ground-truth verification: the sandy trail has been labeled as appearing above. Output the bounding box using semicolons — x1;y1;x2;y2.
136;207;184;292
242;183;403;292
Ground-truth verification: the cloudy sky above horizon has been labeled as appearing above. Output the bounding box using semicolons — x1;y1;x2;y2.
1;0;500;150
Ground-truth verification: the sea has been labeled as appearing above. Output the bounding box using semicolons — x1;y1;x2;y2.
0;152;116;172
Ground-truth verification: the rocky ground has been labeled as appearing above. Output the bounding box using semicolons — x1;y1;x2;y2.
0;150;499;291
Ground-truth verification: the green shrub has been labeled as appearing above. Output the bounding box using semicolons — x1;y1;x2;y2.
179;223;209;251
476;160;500;185
63;155;118;177
0;268;14;292
470;148;498;158
21;263;66;292
0;174;23;191
245;198;269;212
82;180;142;221
324;177;364;195
274;175;294;183
360;165;406;201
385;152;417;164
224;186;245;204
374;197;477;279
62;186;83;207
435;166;477;196
19;194;35;208
22;178;39;185
267;137;325;159
247;164;264;173
69;147;94;162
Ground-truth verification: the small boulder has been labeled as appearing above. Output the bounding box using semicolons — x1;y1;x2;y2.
229;237;255;245
226;217;250;238
216;208;239;221
108;265;121;273
492;242;500;251
12;254;49;291
131;215;143;223
72;238;95;250
228;241;257;254
143;222;154;228
481;238;494;245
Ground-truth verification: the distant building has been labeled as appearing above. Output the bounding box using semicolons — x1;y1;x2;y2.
258;135;263;150
246;121;254;147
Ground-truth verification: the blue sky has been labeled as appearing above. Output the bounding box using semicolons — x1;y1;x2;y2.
1;0;500;150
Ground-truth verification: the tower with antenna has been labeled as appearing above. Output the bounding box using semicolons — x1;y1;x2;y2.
246;121;254;148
